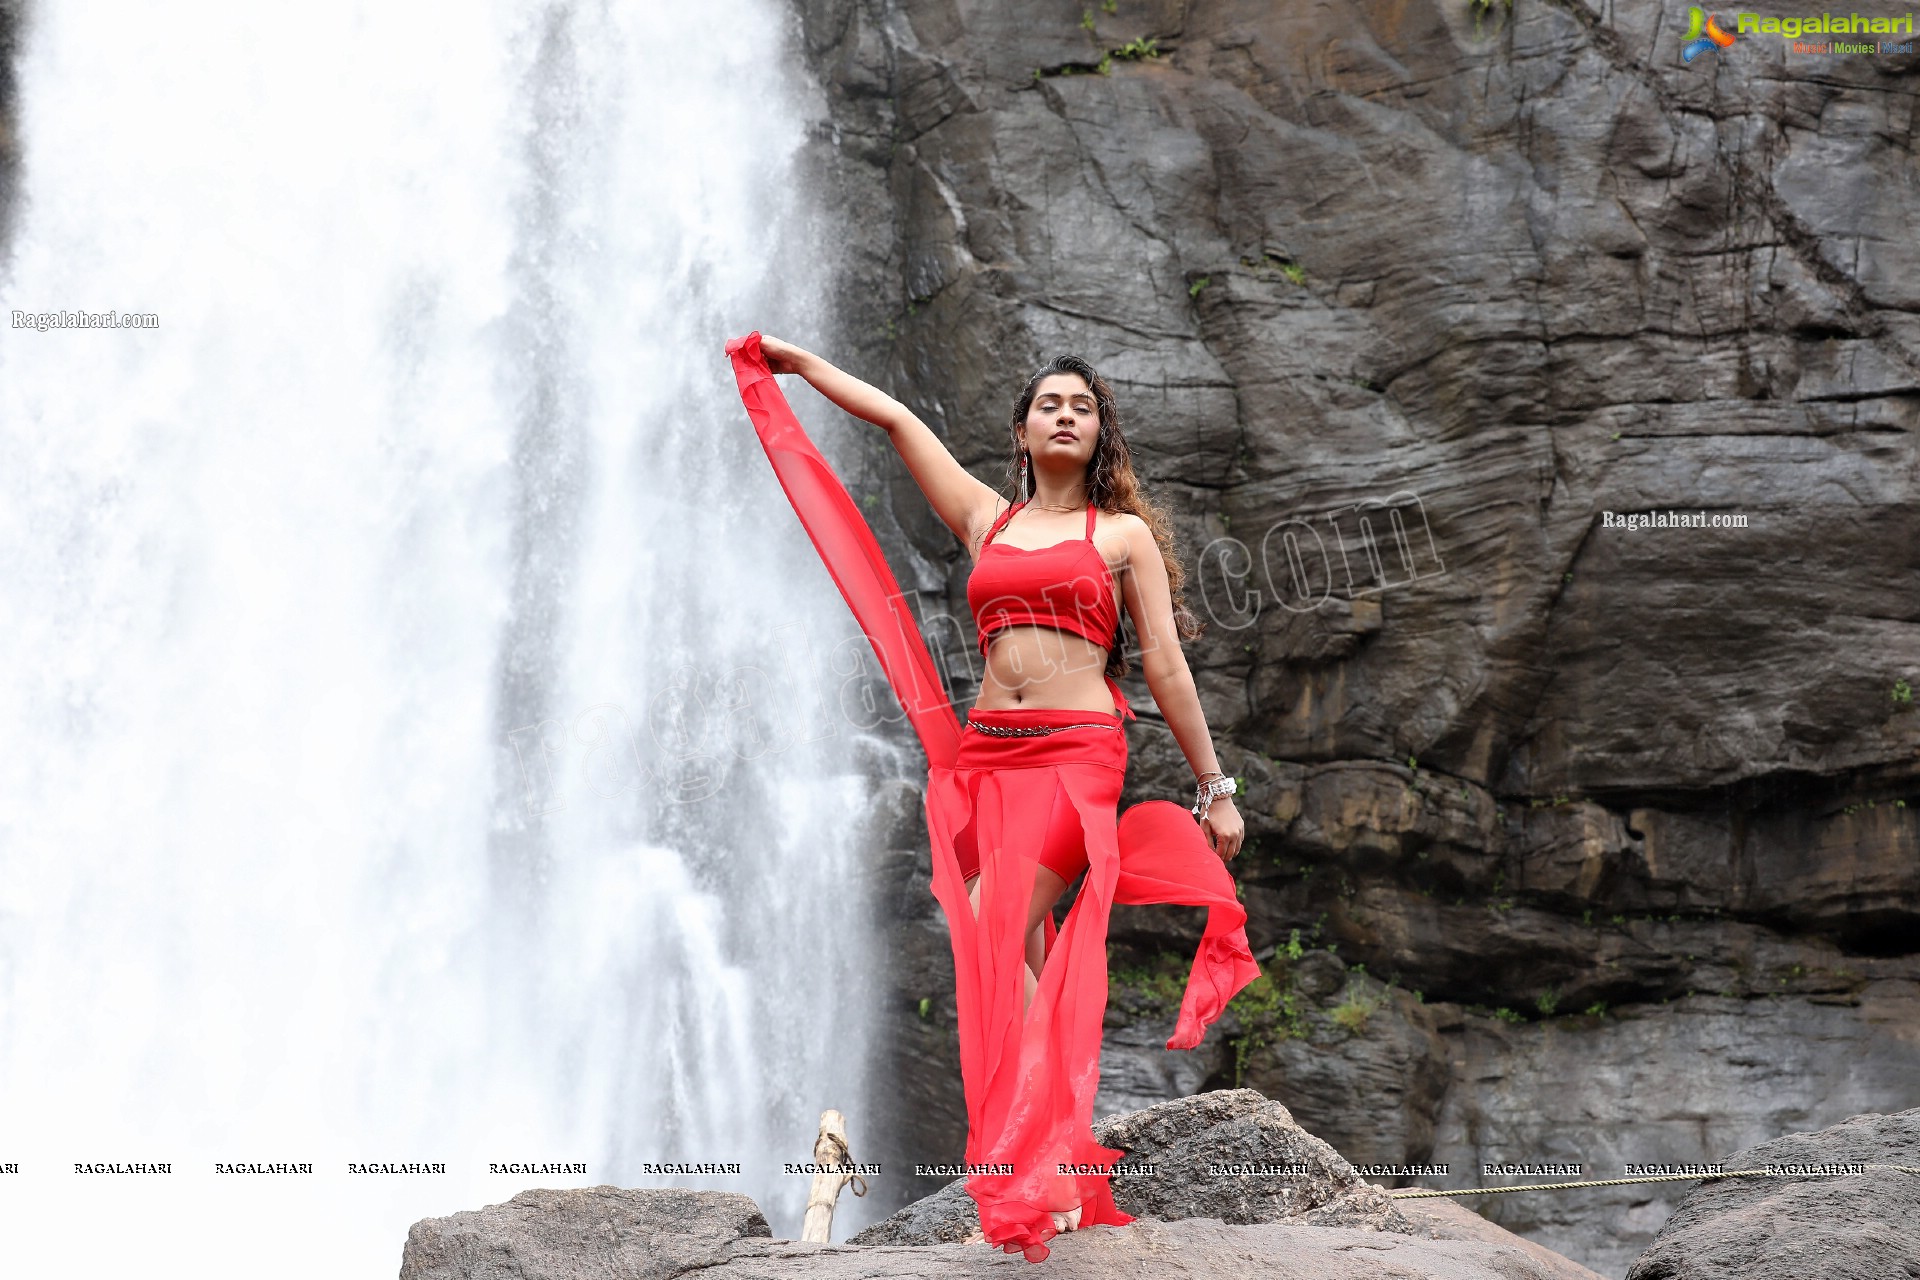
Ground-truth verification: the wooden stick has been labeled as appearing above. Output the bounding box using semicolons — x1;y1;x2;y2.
800;1109;864;1242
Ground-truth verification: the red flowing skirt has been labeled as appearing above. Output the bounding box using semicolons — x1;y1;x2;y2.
726;332;1261;1262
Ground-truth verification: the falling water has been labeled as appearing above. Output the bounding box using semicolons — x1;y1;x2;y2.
0;2;884;1272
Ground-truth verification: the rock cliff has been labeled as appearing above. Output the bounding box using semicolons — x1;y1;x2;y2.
793;2;1920;1274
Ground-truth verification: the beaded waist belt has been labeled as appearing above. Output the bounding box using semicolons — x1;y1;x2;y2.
964;717;1124;737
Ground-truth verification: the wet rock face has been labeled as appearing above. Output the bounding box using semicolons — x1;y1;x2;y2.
796;0;1920;804
1624;1108;1920;1280
792;0;1920;1272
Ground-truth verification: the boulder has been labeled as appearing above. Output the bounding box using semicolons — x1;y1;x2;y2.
1625;1108;1920;1280
400;1187;770;1280
660;1219;1608;1279
847;1087;1416;1244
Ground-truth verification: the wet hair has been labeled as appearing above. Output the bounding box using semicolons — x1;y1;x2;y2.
1000;355;1206;682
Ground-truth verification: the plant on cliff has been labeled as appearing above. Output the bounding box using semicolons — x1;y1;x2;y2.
1329;977;1386;1035
1108;950;1192;1007
1035;31;1160;80
1468;0;1516;38
1227;972;1307;1085
1096;38;1164;74
1240;251;1306;284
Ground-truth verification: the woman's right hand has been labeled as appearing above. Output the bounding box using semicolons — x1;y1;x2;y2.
760;335;810;376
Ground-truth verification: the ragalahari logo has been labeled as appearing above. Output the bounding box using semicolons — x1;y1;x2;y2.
1682;7;1738;61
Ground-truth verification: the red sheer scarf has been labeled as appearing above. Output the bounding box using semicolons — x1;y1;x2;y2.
725;332;1261;1261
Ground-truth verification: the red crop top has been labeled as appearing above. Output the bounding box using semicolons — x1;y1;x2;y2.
967;500;1135;721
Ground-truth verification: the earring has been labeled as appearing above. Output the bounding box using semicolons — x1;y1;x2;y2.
1018;449;1029;500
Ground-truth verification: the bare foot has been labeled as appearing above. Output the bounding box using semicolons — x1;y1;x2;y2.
1047;1205;1084;1234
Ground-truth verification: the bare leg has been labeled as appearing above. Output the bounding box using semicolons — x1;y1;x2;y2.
964;865;1068;1014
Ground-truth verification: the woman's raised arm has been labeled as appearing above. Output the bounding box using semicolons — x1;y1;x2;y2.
762;336;1001;554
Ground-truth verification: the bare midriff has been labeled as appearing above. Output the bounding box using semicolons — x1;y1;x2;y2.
973;623;1120;716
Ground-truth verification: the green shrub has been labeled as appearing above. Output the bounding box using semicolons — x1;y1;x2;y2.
1328;978;1386;1036
1224;957;1321;1084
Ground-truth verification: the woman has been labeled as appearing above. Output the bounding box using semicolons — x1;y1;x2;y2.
725;331;1258;1263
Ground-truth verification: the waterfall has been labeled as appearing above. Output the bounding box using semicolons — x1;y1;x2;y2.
0;2;884;1272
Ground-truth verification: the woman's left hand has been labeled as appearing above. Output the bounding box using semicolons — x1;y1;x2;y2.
759;334;811;376
1202;798;1243;861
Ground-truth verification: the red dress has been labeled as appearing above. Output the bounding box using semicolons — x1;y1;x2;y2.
725;332;1260;1261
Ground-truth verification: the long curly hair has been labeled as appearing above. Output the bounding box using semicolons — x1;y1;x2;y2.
999;355;1205;684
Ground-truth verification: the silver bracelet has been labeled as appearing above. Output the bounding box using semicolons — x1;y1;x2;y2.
1192;775;1237;819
